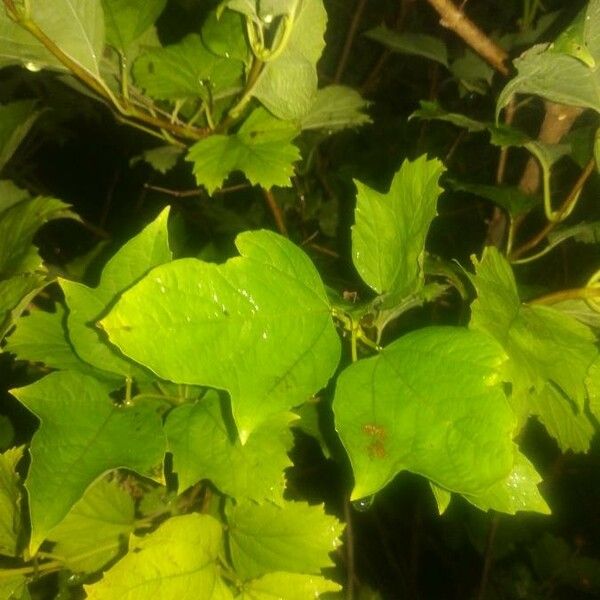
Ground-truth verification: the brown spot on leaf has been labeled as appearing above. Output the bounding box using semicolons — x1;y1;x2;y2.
362;423;387;459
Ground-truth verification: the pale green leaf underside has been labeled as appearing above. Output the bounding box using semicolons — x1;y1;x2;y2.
11;371;165;554
300;85;371;131
334;326;516;501
85;514;232;599
165;392;295;503
0;446;24;557
252;0;327;120
470;247;598;411
187;107;300;193
352;155;444;297
228;500;343;580
60;207;172;379
48;477;136;574
238;572;341;599
102;230;340;442
0;0;104;76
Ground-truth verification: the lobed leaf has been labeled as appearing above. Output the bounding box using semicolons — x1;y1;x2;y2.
102;230;340;442
10;371;165;554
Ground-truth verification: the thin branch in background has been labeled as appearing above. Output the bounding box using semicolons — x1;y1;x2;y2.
343;497;356;600
262;188;288;236
510;158;595;260
334;0;369;83
529;286;600;306
143;182;252;198
425;0;509;75
476;512;500;600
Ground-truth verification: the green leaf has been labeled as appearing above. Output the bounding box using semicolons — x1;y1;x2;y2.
449;180;539;219
228;500;343;580
187;107;300;193
132;145;184;174
101;230;340;442
550;4;596;67
333;326;515;501
165;392;295;502
0;0;105;77
0;100;41;172
0;572;26;600
464;450;550;514
202;9;249;64
0;196;80;278
497;0;600;117
526;384;594;453
429;482;452;516
586;357;600;421
238;572;341;599
60;207;171;380
553;298;600;330
48;477;136;574
10;371;165;554
365;26;448;67
133;33;243;101
0;447;24;557
84;514;232;599
0;416;15;451
0;273;46;343
251;0;327;120
469;247;598;411
0;180;30;213
5;304;117;380
102;0;166;54
351;155;444;297
300;85;371;131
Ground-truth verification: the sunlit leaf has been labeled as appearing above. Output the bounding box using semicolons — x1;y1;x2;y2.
0;446;24;557
238;572;341;599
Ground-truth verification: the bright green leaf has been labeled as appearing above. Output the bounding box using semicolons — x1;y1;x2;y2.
470;247;598;411
0;446;24;557
333;327;515;501
102;0;166;54
300;85;371;131
187;107;300;193
10;371;165;554
0;0;105;76
464;450;550;514
0;273;46;343
60;207;171;379
239;572;341;599
550;4;595;67
429;482;452;516
85;514;231;599
48;477;136;574
133;33;243;101
165;392;295;502
133;145;184;174
352;155;444;297
0;100;41;173
0;572;26;599
553;298;600;330
251;0;327;120
5;304;117;380
228;500;343;580
365;26;448;66
586;357;600;420
102;230;340;442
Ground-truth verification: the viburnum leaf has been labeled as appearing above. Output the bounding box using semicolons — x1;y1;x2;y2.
165;391;295;503
84;514;232;599
101;230;340;442
469;247;598;412
251;0;327;120
10;371;165;554
238;572;341;599
102;0;166;54
333;327;516;501
186;107;300;193
0;446;24;557
0;0;105;77
47;477;136;574
352;156;444;297
133;33;243;101
60;207;171;380
227;500;344;580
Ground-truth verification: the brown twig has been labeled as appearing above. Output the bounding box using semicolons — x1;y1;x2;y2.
262;189;288;236
334;0;369;83
143;183;252;198
477;513;500;600
425;0;509;75
510;158;595;260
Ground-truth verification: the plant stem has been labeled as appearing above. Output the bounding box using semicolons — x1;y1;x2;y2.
343;495;356;600
334;0;368;83
477;513;500;600
510;158;595;261
529;286;600;306
262;189;288;236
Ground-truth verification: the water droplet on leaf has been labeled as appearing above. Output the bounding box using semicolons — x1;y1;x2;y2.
352;496;374;512
24;61;42;72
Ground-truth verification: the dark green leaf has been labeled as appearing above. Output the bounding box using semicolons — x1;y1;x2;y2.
0;446;24;557
0;101;41;172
